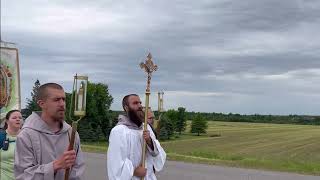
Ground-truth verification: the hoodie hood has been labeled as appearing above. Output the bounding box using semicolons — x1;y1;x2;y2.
23;112;71;134
117;114;143;130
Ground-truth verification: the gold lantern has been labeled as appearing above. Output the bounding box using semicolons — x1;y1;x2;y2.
64;74;88;180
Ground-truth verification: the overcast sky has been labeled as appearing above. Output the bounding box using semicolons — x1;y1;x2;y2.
1;0;320;115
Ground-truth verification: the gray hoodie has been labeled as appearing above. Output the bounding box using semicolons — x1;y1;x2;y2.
14;112;85;180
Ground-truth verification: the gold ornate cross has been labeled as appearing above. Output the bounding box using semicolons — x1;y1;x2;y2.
139;53;158;180
140;53;158;92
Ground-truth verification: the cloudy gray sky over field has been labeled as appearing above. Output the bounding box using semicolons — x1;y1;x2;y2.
1;0;320;115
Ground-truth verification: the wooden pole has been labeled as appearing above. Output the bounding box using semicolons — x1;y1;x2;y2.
141;91;150;179
64;75;87;180
64;121;77;180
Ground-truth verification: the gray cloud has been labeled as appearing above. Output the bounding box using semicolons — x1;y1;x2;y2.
1;0;320;115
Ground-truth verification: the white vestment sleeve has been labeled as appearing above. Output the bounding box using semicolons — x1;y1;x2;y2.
107;126;134;180
147;125;166;172
146;125;159;157
152;139;166;172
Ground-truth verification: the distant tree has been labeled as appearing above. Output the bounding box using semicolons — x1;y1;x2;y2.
159;114;174;140
159;127;168;140
176;107;187;134
190;113;208;136
166;109;178;131
314;117;320;125
25;79;41;117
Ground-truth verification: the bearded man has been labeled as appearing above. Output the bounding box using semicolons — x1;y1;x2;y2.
107;94;166;180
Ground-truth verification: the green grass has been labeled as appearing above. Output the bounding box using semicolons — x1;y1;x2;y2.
82;121;320;175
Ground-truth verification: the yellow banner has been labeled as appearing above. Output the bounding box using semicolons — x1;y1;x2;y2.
0;42;21;122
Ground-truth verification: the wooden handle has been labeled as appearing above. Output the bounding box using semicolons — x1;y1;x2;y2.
64;122;77;180
141;92;150;180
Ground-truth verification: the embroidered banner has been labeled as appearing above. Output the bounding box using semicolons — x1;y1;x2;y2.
0;42;21;123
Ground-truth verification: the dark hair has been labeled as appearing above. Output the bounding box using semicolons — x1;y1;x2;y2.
4;109;20;130
122;94;139;111
37;83;64;101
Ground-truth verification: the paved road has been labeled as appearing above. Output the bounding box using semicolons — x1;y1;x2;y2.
84;152;319;180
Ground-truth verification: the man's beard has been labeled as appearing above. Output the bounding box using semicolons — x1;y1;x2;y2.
52;116;64;123
52;110;65;122
128;108;144;127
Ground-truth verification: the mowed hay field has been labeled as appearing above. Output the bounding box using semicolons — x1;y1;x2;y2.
82;121;320;175
161;121;320;175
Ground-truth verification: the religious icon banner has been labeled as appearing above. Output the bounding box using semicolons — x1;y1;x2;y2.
0;42;21;123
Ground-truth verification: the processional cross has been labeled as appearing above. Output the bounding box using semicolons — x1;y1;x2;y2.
139;53;158;180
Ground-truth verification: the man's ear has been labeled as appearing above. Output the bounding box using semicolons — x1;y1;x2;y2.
124;105;129;112
37;100;44;109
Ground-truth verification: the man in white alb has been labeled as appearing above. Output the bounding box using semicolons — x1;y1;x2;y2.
107;94;166;180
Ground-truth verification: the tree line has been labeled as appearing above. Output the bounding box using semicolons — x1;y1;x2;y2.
23;80;319;142
23;80;208;142
184;112;320;125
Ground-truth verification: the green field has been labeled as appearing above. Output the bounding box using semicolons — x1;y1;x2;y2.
82;121;320;175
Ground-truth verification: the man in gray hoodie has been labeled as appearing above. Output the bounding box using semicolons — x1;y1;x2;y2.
14;83;85;180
